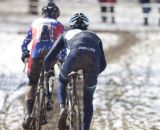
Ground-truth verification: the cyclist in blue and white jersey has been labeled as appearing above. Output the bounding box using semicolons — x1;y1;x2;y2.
44;13;107;130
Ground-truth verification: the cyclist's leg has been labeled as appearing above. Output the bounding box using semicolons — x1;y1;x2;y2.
45;58;59;111
110;5;115;23
83;71;97;130
57;50;79;107
22;58;43;129
101;5;107;22
57;50;80;130
140;0;151;25
26;58;43;114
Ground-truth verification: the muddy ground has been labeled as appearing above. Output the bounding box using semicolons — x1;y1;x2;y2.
0;32;159;130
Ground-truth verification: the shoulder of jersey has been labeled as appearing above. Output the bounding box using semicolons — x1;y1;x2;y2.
32;18;59;25
64;29;82;40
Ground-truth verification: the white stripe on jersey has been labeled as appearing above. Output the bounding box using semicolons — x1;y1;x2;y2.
65;29;82;41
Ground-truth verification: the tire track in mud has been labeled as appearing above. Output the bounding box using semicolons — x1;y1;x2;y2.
0;31;141;130
0;93;25;130
105;31;140;63
91;32;160;130
90;31;142;130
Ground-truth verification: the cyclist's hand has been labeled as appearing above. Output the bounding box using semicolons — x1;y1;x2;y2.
21;50;30;63
44;70;55;79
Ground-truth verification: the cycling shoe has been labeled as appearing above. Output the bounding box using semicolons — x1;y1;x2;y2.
22;115;34;129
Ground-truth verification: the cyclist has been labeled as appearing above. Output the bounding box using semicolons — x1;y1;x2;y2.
21;1;66;129
44;13;107;130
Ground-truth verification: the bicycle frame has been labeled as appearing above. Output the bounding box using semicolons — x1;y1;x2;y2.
29;63;60;130
29;69;47;130
66;71;83;130
23;62;61;130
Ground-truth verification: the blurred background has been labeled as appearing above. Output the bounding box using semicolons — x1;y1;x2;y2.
0;0;160;130
0;0;160;32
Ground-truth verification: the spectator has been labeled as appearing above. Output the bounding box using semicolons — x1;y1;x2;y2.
139;0;151;25
29;0;39;15
98;0;117;23
157;0;160;25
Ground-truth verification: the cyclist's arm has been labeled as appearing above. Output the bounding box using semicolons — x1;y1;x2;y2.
99;39;107;74
54;22;67;62
21;27;32;52
44;35;65;72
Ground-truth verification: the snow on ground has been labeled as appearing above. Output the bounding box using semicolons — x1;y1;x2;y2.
1;31;160;130
0;33;27;90
0;0;160;130
92;32;160;130
0;31;120;130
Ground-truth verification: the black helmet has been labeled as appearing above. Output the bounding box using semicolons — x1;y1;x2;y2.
69;13;89;30
42;2;60;19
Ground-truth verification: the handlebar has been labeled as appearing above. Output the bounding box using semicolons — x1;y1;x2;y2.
23;58;28;72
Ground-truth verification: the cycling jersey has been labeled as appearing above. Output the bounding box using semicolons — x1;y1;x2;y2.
21;17;67;74
44;29;106;74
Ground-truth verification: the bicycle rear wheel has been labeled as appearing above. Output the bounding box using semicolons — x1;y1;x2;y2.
31;91;41;130
66;96;82;130
74;102;82;130
39;87;47;126
31;87;46;130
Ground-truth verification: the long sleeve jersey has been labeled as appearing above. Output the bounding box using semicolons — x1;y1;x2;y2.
21;17;66;60
44;29;107;73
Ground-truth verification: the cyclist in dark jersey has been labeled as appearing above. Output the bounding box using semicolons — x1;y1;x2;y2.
44;13;107;130
21;1;66;129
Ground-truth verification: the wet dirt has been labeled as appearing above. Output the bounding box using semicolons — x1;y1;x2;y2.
106;31;139;63
0;31;142;130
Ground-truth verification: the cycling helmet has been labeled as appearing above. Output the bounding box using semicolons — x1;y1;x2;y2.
69;13;89;30
42;2;60;19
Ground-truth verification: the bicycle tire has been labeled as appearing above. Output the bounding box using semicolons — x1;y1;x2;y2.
74;97;82;130
49;76;57;107
66;86;82;130
66;93;75;130
31;91;41;130
39;86;47;126
30;77;47;130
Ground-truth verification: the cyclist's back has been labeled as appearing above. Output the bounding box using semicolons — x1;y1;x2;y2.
64;29;104;75
26;17;64;59
45;28;106;74
65;29;101;49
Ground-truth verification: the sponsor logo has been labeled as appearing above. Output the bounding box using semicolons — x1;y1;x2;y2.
79;46;95;53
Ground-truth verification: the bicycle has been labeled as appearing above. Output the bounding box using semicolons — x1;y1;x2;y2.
23;63;60;130
25;67;47;130
65;71;83;130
